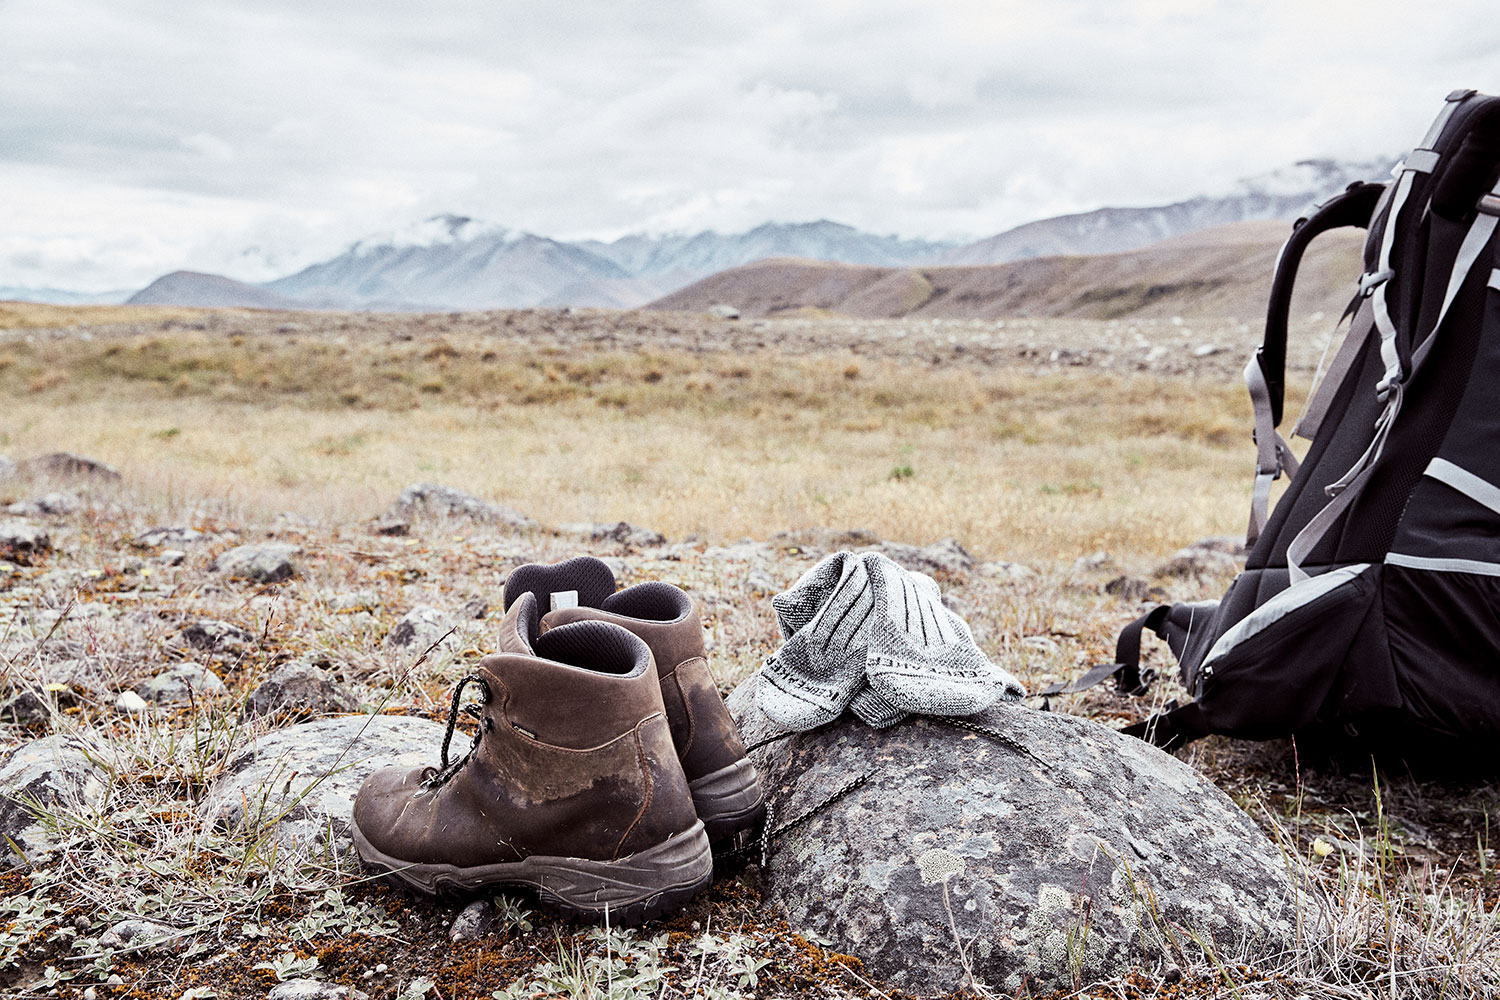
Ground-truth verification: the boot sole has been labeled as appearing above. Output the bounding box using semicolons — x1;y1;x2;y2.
350;819;713;925
689;758;766;850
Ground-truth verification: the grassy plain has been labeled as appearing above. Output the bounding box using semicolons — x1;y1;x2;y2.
0;311;1287;567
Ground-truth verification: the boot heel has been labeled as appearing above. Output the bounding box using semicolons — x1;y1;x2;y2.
530;820;714;924
689;758;766;846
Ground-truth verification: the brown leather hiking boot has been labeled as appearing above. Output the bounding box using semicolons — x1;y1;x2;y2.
503;557;765;852
351;596;712;923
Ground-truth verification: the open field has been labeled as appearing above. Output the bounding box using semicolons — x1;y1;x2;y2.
4;305;1498;1000
0;304;1326;566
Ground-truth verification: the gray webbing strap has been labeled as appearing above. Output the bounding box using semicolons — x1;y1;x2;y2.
1411;197;1500;372
1286;174;1500;583
1245;356;1301;547
1293;297;1376;442
1425;458;1500;516
1489;268;1500;293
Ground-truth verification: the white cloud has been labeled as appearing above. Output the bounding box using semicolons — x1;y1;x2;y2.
1;0;1498;289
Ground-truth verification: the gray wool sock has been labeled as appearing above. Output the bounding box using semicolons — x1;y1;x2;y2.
861;554;1026;716
757;553;875;731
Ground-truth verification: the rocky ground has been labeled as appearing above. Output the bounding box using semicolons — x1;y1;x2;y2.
0;304;1338;384
2;447;1500;1000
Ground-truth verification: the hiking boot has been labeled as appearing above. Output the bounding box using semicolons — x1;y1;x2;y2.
503;556;766;852
350;597;712;923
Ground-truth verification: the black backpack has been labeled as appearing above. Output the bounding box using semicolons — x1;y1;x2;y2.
1075;89;1500;759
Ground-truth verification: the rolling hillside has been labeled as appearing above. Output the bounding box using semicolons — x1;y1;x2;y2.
649;220;1366;322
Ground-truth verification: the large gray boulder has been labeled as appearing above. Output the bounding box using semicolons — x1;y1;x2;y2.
0;736;108;866
200;715;446;854
729;678;1305;995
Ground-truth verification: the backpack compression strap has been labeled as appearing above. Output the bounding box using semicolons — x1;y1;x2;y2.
1245;181;1385;546
1034;605;1167;701
1123;700;1211;752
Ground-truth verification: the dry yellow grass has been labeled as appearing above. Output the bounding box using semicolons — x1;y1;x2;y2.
0;300;216;330
0;318;1306;565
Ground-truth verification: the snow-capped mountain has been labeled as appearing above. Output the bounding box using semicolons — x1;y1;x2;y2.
105;155;1396;311
937;157;1394;266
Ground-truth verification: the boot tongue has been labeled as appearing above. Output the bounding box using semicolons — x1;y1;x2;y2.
497;592;541;655
502;556;617;615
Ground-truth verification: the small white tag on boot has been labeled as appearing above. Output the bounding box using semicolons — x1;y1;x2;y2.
550;590;579;611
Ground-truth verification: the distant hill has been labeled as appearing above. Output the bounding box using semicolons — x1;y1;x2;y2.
126;271;304;309
649;221;1367;322
109;155;1390;312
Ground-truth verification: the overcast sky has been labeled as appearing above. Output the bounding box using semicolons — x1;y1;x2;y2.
3;0;1498;292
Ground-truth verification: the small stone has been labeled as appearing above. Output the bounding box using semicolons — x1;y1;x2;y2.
1193;344;1221;357
387;483;537;530
371;518;410;537
1073;550;1114;572
134;663;227;706
210;542;300;584
556;521;667;547
244;659;358;720
385;605;454;652
707;303;741;320
98;918;178;952
156;548;187;566
459;597;489;620
1104;576;1151;602
0;520;51;563
133;526;208;548
0;689;54;725
115;690;148;714
5;492;82;517
0;736;108;865
978;560;1035;581
179;619;254;655
1155;540;1242;579
448;899;493;942
17;452;120;482
0;455;14;480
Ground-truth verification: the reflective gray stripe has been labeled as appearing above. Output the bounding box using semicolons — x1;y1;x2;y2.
1489;269;1500;293
1293;299;1375;442
1386;552;1500;577
1403;148;1441;174
1421;96;1465;147
1244;355;1302;546
1426;458;1500;515
1203;563;1371;665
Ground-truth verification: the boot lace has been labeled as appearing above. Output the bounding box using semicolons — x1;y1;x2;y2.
421;674;495;789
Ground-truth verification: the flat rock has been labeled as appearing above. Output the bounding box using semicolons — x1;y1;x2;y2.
17;452;120;483
5;492;82;517
729;678;1305;995
179;619;254;655
201;715;447;854
556;520;667;547
0;736;108;866
0;520;51;563
387;482;537;529
211;542;300;583
872;537;974;577
244;659;358;719
135;663;227;706
385;605;454;652
133;526;209;548
97;918;182;953
1155;540;1242;579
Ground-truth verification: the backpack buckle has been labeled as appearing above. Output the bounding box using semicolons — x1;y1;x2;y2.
1359;269;1394;296
1478;194;1500;217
